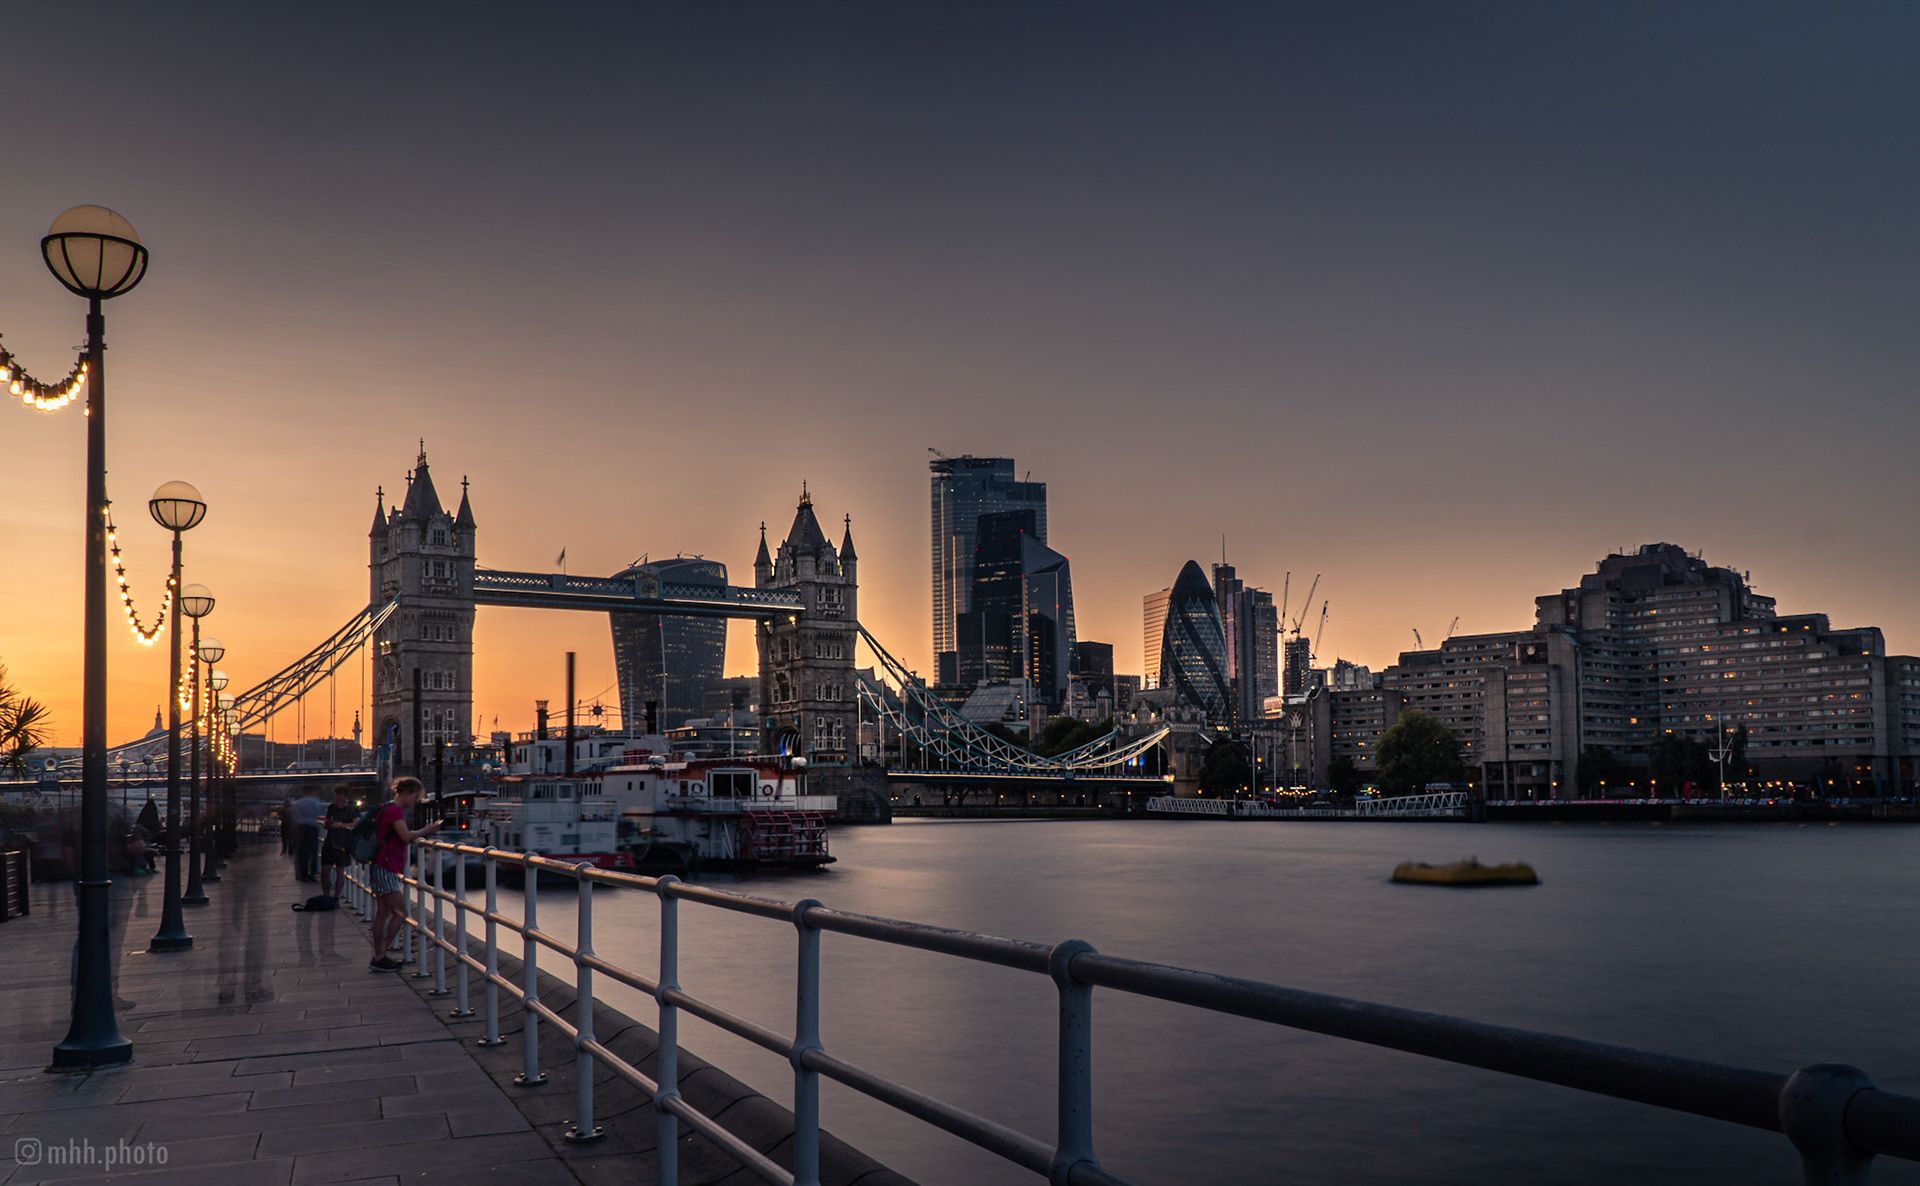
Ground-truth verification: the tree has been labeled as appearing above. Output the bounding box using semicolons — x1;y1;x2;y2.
1198;739;1251;795
1326;754;1362;801
1650;734;1713;796
0;663;51;779
1375;710;1463;795
1577;745;1624;796
1030;716;1106;757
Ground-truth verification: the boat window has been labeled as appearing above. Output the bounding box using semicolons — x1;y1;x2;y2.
711;770;753;799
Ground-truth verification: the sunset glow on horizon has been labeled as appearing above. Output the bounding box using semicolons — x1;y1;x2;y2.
5;3;1919;749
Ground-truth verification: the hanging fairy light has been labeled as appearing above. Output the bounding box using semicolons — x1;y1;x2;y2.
0;337;88;411
102;494;172;644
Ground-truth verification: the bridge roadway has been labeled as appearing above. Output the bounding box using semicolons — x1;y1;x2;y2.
471;568;802;619
0;844;909;1185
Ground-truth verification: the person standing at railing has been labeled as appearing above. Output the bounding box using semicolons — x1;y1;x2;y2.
367;776;446;973
319;785;356;901
289;786;326;882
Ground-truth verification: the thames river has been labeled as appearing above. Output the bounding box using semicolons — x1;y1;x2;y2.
501;820;1919;1185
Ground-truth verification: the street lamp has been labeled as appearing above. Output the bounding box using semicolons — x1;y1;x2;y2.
47;205;148;1069
202;664;228;882
181;601;217;906
147;484;205;955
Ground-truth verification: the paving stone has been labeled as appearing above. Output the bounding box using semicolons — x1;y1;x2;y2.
259;1114;448;1157
249;1076;417;1111
287;1131;554;1183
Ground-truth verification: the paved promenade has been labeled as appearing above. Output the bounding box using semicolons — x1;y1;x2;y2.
0;845;908;1186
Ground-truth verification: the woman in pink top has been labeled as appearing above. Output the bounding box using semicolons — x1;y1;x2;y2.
367;777;445;972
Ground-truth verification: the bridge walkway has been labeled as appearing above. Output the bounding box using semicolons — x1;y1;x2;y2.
0;846;905;1185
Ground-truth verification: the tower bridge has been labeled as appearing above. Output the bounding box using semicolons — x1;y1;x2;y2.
113;448;1169;790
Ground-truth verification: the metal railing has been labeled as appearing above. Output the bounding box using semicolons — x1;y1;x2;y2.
343;840;1920;1186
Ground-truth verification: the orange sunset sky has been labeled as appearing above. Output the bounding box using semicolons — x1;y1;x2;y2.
4;5;1919;749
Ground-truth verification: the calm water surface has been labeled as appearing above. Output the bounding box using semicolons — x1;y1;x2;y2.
492;820;1919;1185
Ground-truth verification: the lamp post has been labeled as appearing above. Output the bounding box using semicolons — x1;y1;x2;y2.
146;484;205;955
201;663;228;882
47;206;149;1069
180;596;216;906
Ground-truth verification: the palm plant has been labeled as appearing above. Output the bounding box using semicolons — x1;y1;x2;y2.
0;663;51;778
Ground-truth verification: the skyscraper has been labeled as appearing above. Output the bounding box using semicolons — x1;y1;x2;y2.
951;509;1077;706
1212;560;1280;723
931;455;1047;678
1159;561;1232;725
609;557;727;731
1143;587;1171;691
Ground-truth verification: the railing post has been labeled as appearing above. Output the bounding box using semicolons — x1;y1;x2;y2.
1780;1064;1876;1186
790;898;824;1186
515;864;547;1085
566;864;604;1143
655;876;682;1186
477;851;504;1046
450;849;473;1018
409;849;427;974
1047;939;1100;1186
358;863;373;922
430;848;449;996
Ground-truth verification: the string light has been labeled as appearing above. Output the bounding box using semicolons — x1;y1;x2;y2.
103;495;172;644
0;337;88;412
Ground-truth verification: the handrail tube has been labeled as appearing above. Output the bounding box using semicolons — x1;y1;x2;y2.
580;1036;660;1095
579;950;660;998
662;987;794;1059
484;970;528;1001
1068;953;1784;1132
804;906;1053;974
525;926;578;961
800;1047;1057;1176
527;996;578;1040
660;1095;796;1186
1847;1090;1920;1162
663;879;796;922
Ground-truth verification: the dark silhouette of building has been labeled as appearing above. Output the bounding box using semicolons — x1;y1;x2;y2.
610;557;727;731
930;455;1047;680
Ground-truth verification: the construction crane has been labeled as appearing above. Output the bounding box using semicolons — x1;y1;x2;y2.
1313;601;1329;659
1445;616;1460;640
1411;627;1424;649
1289;574;1320;637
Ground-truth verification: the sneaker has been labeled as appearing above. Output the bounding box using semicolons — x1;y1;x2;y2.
368;957;401;973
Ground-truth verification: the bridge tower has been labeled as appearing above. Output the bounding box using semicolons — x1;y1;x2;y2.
756;488;858;768
369;445;477;774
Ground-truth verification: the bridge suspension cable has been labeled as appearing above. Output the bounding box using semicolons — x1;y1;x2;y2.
854;624;1168;775
109;597;399;765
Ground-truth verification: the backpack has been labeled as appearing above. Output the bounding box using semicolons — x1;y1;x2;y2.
350;806;384;864
292;894;339;913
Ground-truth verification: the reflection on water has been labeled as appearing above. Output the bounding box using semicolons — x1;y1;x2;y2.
485;820;1920;1186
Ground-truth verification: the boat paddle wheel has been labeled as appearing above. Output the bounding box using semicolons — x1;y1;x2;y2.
735;810;835;868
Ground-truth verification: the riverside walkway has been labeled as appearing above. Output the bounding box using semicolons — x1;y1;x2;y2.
0;847;906;1185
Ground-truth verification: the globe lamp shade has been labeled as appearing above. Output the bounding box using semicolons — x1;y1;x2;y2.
199;637;226;664
208;668;229;692
42;205;149;300
179;584;215;619
148;481;206;532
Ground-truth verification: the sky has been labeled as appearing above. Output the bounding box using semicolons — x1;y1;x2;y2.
3;2;1918;747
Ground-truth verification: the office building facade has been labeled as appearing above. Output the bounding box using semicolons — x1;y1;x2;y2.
1158;561;1233;725
931;455;1048;677
1384;543;1920;798
610;557;728;732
